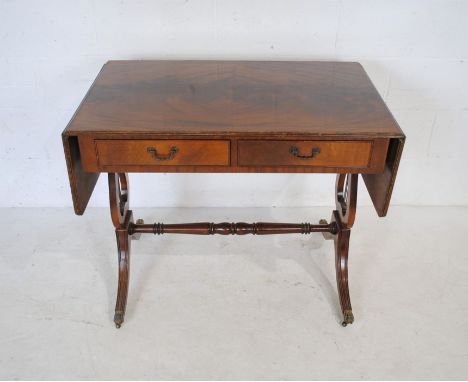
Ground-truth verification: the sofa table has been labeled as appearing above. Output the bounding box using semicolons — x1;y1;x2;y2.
62;60;405;328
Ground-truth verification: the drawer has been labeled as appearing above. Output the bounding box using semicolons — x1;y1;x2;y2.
95;139;230;167
238;140;374;168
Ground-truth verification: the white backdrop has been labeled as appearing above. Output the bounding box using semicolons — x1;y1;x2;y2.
1;0;467;208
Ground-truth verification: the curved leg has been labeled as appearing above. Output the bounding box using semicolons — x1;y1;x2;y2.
331;211;354;326
114;212;133;328
109;173;133;328
323;174;357;326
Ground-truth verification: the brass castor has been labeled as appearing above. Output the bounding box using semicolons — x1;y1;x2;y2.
114;311;124;328
341;309;354;327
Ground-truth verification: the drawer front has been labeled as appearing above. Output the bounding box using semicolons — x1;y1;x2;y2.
96;139;230;167
238;140;373;168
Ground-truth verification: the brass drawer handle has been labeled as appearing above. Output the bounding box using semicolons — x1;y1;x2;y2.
289;146;321;160
147;146;178;161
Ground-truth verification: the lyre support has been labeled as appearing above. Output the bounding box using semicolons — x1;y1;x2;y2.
108;173;129;228
108;172;359;328
108;173;133;328
322;174;358;326
335;173;357;229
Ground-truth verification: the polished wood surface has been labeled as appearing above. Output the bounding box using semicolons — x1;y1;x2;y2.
238;140;374;168
63;60;404;215
65;60;403;137
62;135;99;215
80;135;389;174
362;137;405;216
62;60;406;328
95;139;230;167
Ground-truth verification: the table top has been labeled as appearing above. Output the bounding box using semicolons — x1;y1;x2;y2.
65;60;403;138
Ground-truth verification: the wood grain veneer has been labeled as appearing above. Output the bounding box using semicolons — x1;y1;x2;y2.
62;60;406;328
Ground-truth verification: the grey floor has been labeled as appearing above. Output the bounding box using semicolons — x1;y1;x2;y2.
1;206;467;380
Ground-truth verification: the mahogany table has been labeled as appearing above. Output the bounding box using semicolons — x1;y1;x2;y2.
62;60;405;328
